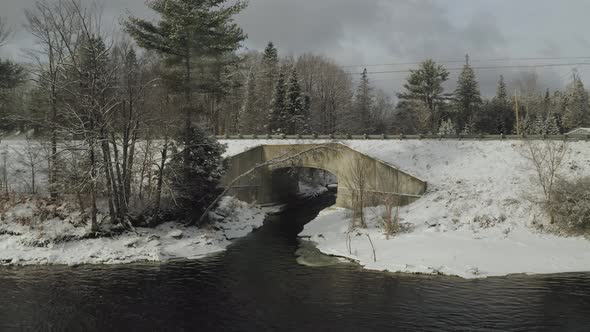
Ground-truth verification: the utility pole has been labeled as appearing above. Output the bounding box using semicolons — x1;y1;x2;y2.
514;90;520;135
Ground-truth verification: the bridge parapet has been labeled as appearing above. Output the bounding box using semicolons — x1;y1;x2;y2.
219;134;590;141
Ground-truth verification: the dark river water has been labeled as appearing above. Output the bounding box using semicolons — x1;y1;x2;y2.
1;194;590;331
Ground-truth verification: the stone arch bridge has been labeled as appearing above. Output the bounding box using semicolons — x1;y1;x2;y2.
223;143;427;208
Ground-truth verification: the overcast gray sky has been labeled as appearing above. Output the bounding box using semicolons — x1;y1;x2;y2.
1;0;590;96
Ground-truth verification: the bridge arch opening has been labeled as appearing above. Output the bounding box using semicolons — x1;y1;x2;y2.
270;167;338;203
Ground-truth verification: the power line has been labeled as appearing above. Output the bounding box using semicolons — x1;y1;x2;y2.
340;56;590;68
343;62;590;76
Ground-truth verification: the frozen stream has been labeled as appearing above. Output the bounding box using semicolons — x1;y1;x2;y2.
1;194;589;331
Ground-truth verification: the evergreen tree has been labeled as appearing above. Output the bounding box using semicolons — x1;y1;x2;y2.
0;59;25;89
125;0;246;162
493;75;514;134
398;59;450;132
259;42;279;93
497;74;508;100
352;68;373;134
301;94;311;134
454;54;482;131
268;71;286;133
0;59;26;131
392;99;430;134
285;67;304;134
520;113;535;135
438;118;457;135
532;113;545;134
563;74;589;130
461;120;475;135
545;113;560;135
167;126;226;224
256;41;279;134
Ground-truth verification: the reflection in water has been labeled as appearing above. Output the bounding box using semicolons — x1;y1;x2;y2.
1;194;589;331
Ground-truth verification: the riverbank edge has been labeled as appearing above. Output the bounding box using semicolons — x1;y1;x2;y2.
0;197;276;267
299;207;590;280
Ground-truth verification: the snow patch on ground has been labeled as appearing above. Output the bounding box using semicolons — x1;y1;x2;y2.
221;139;590;278
0;197;268;266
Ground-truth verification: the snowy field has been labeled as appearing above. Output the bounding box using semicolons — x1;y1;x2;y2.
223;139;590;279
0;197;271;266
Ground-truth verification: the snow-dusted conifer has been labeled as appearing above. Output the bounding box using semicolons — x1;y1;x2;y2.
438;118;457;135
353;68;374;134
563;74;589;130
454;54;482;130
269;71;286;133
285;67;304;134
545;113;560;135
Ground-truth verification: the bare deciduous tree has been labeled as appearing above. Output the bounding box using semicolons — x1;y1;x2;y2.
343;156;371;228
520;140;568;222
11;135;45;194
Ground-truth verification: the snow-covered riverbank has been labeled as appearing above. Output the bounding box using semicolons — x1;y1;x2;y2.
292;139;590;279
0;197;270;266
301;207;590;279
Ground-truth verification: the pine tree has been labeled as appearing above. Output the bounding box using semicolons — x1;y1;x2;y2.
301;94;311;134
563;74;589;130
497;75;508;101
520;113;535;135
454;54;482;131
269;71;286;133
398;59;450;132
0;59;25;89
545;113;560;135
254;42;279;133
259;42;279;94
492;75;514;134
352;68;373;134
167;126;226;225
285;67;304;134
125;0;246;163
532;113;545;134
438;118;457;135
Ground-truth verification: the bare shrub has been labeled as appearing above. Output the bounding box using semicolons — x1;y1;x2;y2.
380;193;401;239
520;140;568;222
11;135;45;194
547;177;590;235
344;156;371;228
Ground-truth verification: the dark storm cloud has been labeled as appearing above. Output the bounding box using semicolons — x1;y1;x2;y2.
0;0;581;95
237;0;506;60
236;0;513;96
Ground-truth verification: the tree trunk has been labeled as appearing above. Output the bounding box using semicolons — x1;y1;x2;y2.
126;122;138;205
154;137;169;219
100;130;117;222
110;131;126;221
138;139;150;201
183;53;192;176
49;46;58;201
89;141;98;233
